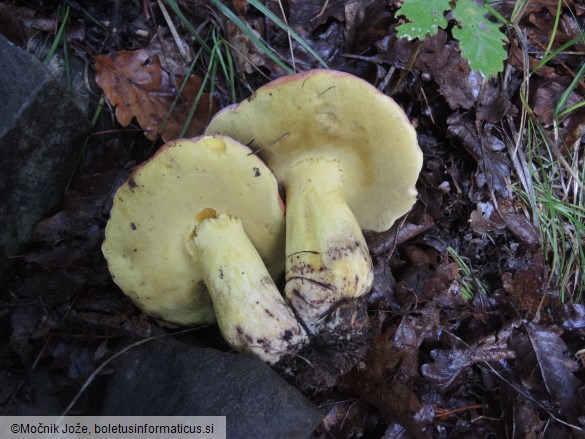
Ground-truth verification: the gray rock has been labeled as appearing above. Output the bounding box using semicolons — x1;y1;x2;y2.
102;340;323;439
0;34;92;280
26;37;97;120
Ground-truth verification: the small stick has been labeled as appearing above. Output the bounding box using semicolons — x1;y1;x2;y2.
312;0;330;22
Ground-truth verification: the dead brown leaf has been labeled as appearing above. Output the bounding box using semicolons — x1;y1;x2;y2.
344;0;393;53
232;0;248;16
502;269;546;317
522;323;584;422
531;79;567;126
416;31;479;110
563;107;585;148
508;41;557;79
424;259;460;301
447;113;512;197
476;82;517;123
94;50;217;141
511;402;544;437
347;328;425;436
10;305;60;364
347;306;443;436
225;21;267;75
507;321;584;428
523;0;576;16
317;398;373;438
378;30;516;120
469;198;540;245
368;256;397;306
263;0;344;71
365;207;435;257
557;304;585;331
422;333;516;394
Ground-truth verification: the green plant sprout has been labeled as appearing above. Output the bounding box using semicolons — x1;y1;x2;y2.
447;247;489;301
395;0;508;78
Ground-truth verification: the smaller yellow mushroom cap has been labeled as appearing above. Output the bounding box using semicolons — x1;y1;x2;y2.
102;135;286;326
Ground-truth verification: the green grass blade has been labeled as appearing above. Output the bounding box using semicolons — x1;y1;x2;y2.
509;0;531;24
531;33;585;74
447;246;489;300
62;26;72;90
519;111;585;301
554;62;585;119
44;5;70;65
208;0;293;74
179;77;209;139
165;0;211;53
542;0;563;61
247;0;328;68
557;101;585;119
155;48;203;140
212;31;237;103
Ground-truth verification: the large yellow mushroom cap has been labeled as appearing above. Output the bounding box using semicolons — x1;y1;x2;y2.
206;69;423;232
102;135;286;326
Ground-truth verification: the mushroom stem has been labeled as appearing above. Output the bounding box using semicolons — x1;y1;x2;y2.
191;209;308;364
283;157;373;337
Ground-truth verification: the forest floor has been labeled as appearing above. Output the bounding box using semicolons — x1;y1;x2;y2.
1;0;585;437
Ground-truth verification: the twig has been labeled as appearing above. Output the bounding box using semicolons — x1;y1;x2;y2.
312;0;330;22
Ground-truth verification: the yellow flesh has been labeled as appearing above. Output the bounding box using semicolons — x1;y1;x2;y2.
193;212;308;364
102;136;285;326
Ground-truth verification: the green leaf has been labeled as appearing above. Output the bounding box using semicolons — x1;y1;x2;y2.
396;0;450;40
452;0;509;77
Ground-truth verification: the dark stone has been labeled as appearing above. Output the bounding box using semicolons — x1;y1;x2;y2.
102;340;323;439
0;34;92;280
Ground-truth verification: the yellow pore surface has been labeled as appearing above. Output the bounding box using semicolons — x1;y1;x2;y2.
102;135;285;326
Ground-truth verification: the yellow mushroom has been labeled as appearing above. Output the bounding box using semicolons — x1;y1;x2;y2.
102;135;307;364
206;70;423;341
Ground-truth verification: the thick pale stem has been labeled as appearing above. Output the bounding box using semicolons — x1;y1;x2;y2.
283;157;373;336
190;210;307;364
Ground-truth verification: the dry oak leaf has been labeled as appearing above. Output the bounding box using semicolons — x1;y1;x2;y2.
95;50;217;141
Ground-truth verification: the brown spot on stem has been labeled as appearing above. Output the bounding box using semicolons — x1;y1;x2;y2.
282;329;293;341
